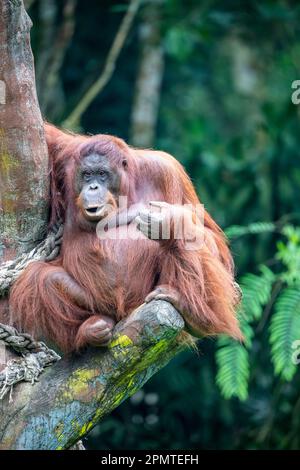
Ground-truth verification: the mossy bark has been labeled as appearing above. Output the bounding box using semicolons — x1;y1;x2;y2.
0;300;185;450
0;0;48;262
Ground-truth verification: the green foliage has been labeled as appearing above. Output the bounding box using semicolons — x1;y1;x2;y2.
270;288;300;381
216;334;250;401
164;26;198;61
225;222;276;240
217;225;300;401
268;226;300;380
216;266;274;400
241;266;275;322
276;226;300;285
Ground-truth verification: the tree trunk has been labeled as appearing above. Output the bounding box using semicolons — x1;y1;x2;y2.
130;0;164;148
0;0;48;263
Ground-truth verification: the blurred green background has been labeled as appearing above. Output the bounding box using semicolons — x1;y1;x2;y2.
27;0;300;449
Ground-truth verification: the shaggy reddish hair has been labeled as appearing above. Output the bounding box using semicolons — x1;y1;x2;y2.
1;123;241;352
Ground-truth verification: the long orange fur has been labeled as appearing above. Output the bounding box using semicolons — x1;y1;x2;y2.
0;123;241;352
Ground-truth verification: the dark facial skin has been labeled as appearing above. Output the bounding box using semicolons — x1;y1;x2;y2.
76;154;120;222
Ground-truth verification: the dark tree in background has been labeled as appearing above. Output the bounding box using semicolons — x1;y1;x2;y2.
130;0;164;147
35;0;77;120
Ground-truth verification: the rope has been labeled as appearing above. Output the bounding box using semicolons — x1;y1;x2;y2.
0;324;61;400
0;222;63;297
0;222;63;400
69;440;86;450
0;347;61;401
0;322;59;355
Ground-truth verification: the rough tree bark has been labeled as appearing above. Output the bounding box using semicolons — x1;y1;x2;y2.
130;0;164;148
0;0;188;450
0;0;49;262
0;301;185;450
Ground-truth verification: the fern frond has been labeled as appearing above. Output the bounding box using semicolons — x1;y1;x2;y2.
216;337;250;401
216;266;275;400
270;288;300;381
225;222;276;240
240;266;275;322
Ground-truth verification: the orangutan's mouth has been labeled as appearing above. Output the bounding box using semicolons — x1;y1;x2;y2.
84;205;106;219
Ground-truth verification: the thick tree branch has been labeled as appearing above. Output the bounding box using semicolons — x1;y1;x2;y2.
0;300;185;450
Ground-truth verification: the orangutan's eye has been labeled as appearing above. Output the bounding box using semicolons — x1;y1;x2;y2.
83;172;92;180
